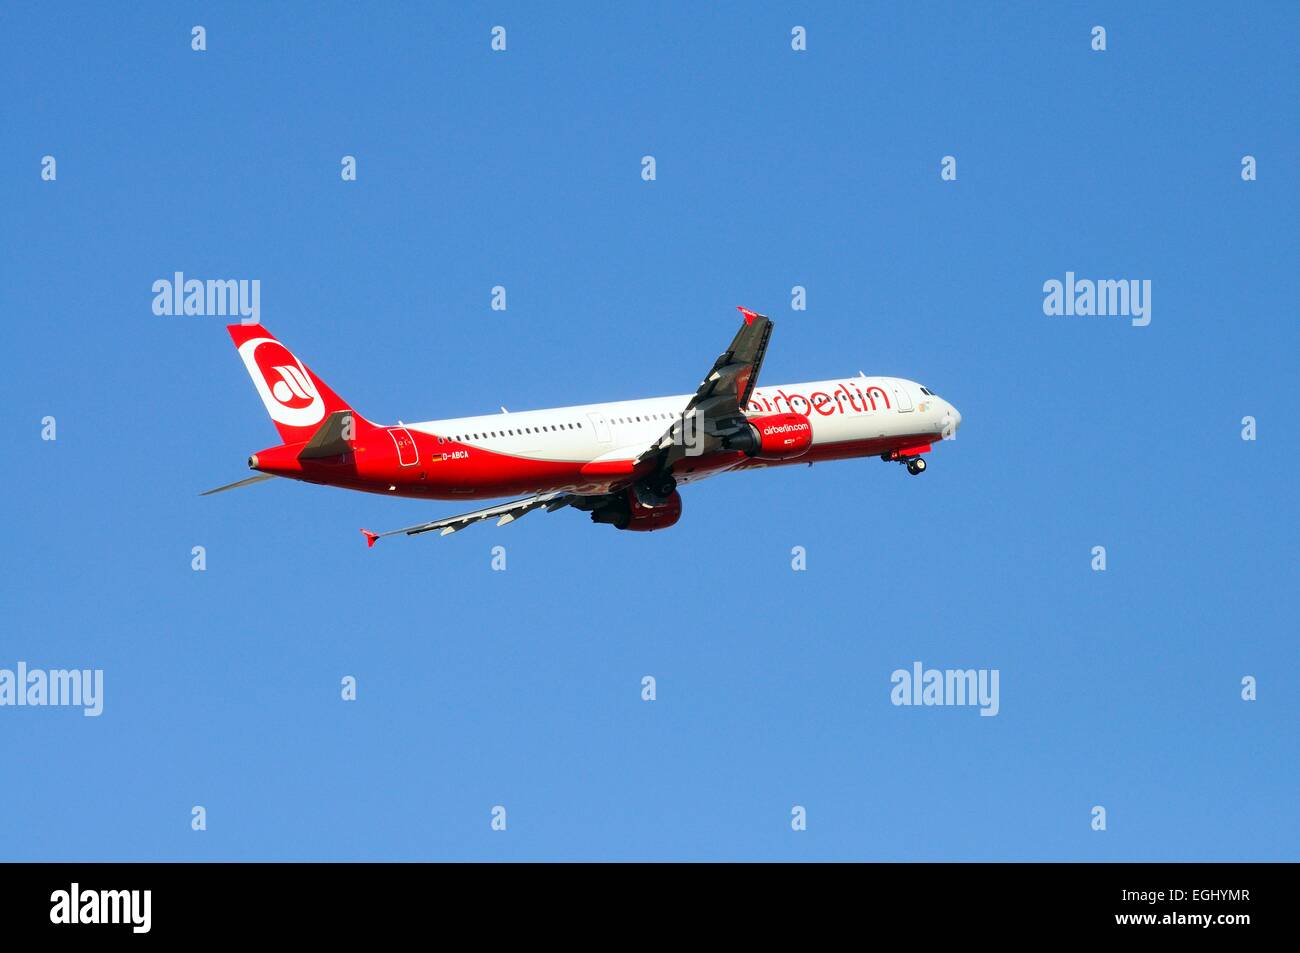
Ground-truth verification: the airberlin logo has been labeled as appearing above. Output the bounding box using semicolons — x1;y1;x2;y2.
238;338;325;427
762;422;810;436
267;363;314;407
746;383;893;418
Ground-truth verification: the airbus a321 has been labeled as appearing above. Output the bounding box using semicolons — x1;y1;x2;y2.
205;308;963;543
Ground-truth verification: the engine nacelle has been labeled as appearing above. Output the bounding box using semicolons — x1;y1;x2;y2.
591;487;682;532
623;487;681;531
728;412;813;461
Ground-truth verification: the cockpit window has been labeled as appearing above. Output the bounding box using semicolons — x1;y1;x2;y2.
919;386;934;396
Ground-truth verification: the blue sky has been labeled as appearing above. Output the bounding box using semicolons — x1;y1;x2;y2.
1;2;1295;860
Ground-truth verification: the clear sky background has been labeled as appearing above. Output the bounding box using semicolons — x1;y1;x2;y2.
1;3;1295;860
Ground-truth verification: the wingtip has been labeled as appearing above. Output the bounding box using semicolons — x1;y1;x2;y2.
736;306;761;326
361;529;379;548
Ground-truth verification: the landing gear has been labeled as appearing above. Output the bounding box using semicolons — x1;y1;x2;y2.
634;473;678;506
590;504;631;530
649;473;677;498
882;449;929;475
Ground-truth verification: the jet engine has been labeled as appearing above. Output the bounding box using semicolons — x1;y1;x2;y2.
590;487;683;532
724;412;813;461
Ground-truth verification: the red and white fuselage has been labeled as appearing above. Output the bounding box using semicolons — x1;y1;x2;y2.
316;378;960;500
213;315;963;540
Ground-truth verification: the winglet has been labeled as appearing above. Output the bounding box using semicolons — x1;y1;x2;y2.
736;306;762;326
361;529;379;548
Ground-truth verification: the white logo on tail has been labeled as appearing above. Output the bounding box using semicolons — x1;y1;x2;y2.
237;338;325;428
270;364;314;403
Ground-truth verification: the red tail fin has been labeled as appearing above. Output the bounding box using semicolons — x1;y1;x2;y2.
227;325;366;444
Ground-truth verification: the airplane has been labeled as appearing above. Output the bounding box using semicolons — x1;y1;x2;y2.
205;308;962;544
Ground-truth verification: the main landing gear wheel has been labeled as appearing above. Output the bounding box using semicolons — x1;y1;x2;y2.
906;458;927;475
650;474;677;498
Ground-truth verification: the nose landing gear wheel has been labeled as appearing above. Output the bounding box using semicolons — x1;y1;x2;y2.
906;458;926;475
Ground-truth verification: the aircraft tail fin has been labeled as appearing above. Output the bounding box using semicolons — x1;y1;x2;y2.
226;325;372;445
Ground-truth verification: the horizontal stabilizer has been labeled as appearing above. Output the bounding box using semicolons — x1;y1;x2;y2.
298;410;357;460
200;473;278;496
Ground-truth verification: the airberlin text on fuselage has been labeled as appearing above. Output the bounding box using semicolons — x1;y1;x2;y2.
746;383;891;418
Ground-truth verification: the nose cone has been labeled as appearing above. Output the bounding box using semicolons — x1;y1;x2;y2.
940;402;962;440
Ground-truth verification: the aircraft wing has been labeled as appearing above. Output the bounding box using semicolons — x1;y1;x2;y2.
634;307;773;469
360;491;575;546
